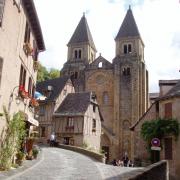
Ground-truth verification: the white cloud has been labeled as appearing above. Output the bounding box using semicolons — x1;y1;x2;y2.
34;0;180;92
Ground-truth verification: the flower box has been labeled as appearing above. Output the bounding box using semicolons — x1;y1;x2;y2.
19;85;29;99
23;42;33;56
33;61;39;71
65;126;74;131
92;128;96;132
30;98;39;107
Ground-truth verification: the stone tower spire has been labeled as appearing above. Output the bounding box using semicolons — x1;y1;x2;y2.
115;6;141;40
115;7;144;60
67;14;97;63
61;14;97;92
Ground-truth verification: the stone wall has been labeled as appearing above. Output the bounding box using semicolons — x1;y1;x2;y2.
58;144;105;163
127;160;168;180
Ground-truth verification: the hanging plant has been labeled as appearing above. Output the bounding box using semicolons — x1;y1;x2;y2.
141;118;180;142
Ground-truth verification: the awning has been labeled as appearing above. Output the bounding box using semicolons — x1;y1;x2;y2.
27;116;39;126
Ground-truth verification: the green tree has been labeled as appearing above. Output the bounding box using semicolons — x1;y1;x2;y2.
37;63;49;82
49;68;60;79
37;63;60;82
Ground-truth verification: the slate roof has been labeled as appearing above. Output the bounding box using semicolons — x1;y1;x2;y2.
160;80;180;99
36;76;70;102
22;0;45;51
130;80;180;130
54;92;92;116
67;14;97;51
115;7;141;40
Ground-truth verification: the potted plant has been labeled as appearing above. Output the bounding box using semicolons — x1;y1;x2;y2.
32;148;39;159
16;151;25;166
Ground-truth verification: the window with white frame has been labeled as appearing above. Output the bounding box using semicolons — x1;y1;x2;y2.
67;117;74;127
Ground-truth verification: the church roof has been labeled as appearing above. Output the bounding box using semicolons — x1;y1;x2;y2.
88;55;113;69
67;14;97;51
115;7;141;40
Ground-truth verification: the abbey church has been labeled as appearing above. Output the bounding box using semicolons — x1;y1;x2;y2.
61;7;149;161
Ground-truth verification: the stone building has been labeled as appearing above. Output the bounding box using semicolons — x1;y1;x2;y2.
36;76;74;144
61;7;148;161
0;0;45;139
130;80;180;180
53;92;102;151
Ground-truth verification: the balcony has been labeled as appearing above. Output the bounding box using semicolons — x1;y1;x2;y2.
65;126;74;132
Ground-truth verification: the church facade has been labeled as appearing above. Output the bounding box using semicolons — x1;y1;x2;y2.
61;7;149;161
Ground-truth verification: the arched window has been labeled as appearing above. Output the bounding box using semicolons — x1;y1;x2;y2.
78;50;81;59
122;67;131;76
92;119;96;132
98;62;102;68
128;44;132;53
123;43;132;54
74;50;78;59
74;72;78;79
124;45;127;54
103;91;109;105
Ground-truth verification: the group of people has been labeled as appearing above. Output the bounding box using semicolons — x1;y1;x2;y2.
111;153;134;167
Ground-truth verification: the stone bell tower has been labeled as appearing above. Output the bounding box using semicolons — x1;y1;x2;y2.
61;13;97;92
113;6;148;160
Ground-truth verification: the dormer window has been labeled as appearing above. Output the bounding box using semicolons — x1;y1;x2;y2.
123;43;132;54
47;85;53;91
74;49;82;59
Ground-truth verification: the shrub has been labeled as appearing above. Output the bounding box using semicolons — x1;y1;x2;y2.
0;107;26;170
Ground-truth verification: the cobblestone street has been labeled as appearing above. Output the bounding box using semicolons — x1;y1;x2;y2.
0;147;139;180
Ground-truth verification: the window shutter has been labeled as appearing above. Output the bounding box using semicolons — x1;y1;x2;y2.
164;138;172;160
0;0;5;26
165;103;172;119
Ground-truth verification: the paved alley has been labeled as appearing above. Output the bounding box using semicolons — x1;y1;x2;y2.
2;147;139;180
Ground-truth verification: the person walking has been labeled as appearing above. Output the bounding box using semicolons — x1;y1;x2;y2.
50;132;56;147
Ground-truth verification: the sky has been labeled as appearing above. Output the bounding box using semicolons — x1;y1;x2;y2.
34;0;180;92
